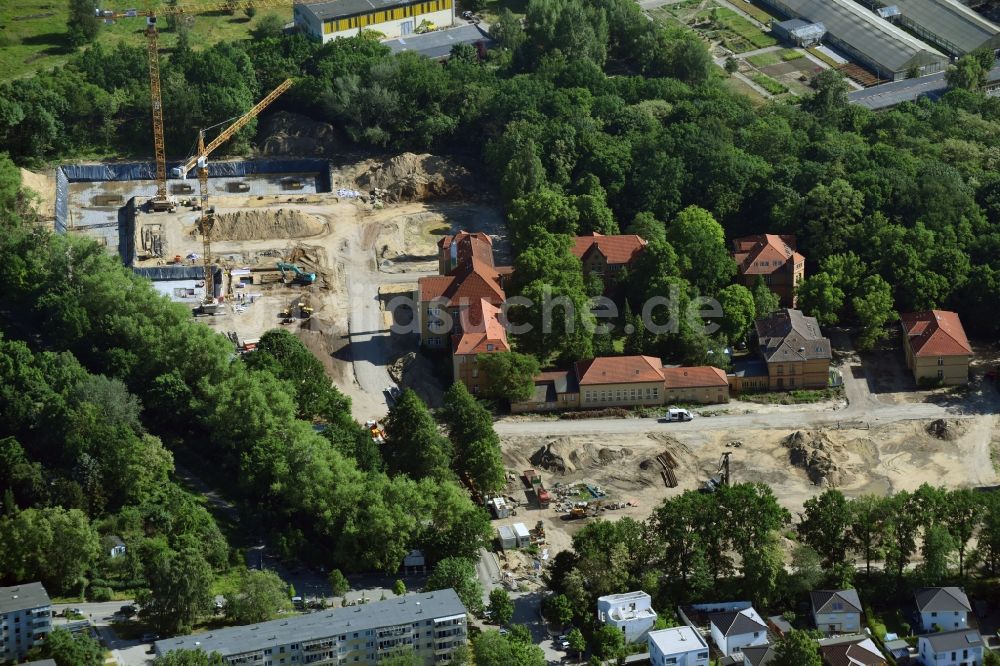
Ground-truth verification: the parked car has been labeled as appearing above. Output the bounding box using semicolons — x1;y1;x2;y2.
118;605;136;618
662;407;693;422
141;632;158;643
556;634;570;649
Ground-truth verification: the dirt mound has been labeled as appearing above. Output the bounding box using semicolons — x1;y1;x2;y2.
212;209;326;241
19;168;55;221
530;439;634;475
258;111;339;157
783;430;852;487
355;153;472;202
531;440;575;474
926;418;963;441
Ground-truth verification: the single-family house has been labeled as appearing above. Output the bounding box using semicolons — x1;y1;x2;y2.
754;308;832;391
900;311;972;386
917;630;983;666
597;591;658;643
647;626;710;666
817;634;886;666
105;535;126;559
810;589;862;635
741;644;776;666
732;234;804;307
709;607;769;656
571;233;647;283
663;366;730;404
915;587;972;633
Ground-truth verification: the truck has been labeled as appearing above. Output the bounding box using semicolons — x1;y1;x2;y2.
522;469;551;508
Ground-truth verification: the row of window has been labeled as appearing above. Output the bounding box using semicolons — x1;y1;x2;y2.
584;387;658;403
322;0;453;33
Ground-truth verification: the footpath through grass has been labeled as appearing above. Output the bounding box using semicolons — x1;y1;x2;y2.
0;0;291;82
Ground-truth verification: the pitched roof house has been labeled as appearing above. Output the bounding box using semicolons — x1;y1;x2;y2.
810;589;862;635
918;630;983;666
732;234;805;307
709;607;769;656
914;587;972;632
452;299;510;394
663;366;730;404
817;635;886;666
740;644;775;666
900;310;972;386
438;231;495;275
571;233;647;282
754;308;832;391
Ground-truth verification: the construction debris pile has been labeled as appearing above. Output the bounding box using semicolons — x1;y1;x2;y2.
211;209;326;241
355;153;473;202
783;431;850;487
639;450;679;488
926;418;961;441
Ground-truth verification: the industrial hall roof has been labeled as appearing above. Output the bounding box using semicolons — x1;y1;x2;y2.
892;0;1000;55
765;0;946;72
297;0;415;21
385;24;495;60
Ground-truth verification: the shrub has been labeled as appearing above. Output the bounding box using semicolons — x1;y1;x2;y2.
89;586;113;602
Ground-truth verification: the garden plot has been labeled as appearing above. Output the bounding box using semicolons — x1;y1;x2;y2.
756;55;826;96
648;0;776;53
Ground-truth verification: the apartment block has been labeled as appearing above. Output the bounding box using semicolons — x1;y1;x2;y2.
154;589;467;666
0;582;52;663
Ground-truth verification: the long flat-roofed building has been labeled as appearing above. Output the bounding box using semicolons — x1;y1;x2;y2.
883;0;1000;55
295;0;455;42
154;589;468;665
0;583;52;663
759;0;948;79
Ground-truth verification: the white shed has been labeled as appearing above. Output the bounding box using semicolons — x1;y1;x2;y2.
513;523;531;548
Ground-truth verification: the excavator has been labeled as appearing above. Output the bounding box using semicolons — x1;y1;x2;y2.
276;262;316;285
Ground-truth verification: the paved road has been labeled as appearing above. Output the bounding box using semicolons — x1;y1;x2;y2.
494;396;956;437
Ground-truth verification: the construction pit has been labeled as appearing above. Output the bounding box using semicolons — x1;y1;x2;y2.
59;152;506;422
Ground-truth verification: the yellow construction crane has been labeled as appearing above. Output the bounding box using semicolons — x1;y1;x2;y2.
95;0;301;210
179;79;295;314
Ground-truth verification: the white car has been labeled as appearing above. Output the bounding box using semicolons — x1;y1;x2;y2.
662;407;693;422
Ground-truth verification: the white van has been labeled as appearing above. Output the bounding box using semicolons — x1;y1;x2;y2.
663;407;693;422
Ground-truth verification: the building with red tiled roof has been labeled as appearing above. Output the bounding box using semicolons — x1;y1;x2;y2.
900;310;971;386
732;234;805;307
452;299;510;394
663;366;729;404
418;257;508;350
571;233;647;283
438;231;495;275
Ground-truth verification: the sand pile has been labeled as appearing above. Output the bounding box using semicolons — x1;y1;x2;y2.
259;111;339;157
19;168;56;221
356;153;472;202
783;430;852;487
530;439;634;475
212;209;325;241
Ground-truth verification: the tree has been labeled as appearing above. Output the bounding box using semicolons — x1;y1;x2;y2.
788;544;824;596
488;588;514;626
26;627;103;666
476;352;541;403
752;276;780;319
848;496;885;579
921;524;956;584
946;53;988;91
382;389;453;481
941;489;982;578
852;275;894;352
425;557;483;614
724;56;739;74
797;273;845;326
543;593;575;627
0;507;100;595
626;212;665;245
716;284;756;344
441;381;505;494
803;69;848;119
67;0;101;46
567;627;586;663
592;624;625;662
472;630;545;666
154;651;228;665
393;579;407;597
666;206;735;293
772;629;821;666
328;569;349;597
741;532;784;608
798;489;852;568
138;546;214;634
225;569;291;625
250;13;284;40
244;6;257;18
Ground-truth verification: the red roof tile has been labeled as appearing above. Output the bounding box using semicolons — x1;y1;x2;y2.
732;234;803;275
439;231;494;273
571;233;647;266
452;299;509;355
900;310;972;357
418;259;506;306
663;366;728;389
575;355;664;385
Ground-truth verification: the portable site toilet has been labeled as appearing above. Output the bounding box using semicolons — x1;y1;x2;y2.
513;522;531;548
498;525;517;550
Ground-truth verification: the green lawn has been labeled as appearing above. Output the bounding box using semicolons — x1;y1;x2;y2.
747;48;802;67
0;0;292;82
699;7;776;53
